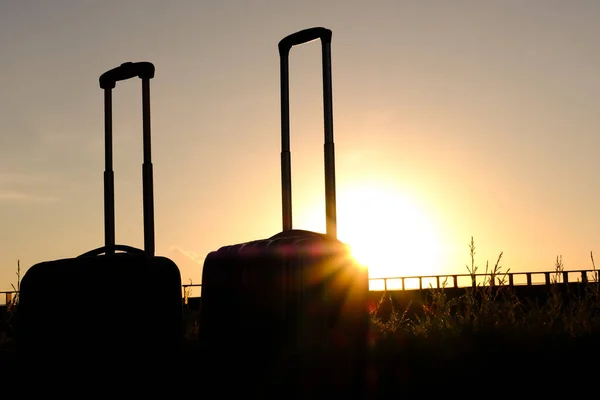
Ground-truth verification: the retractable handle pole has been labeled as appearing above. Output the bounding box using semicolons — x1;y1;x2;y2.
99;61;156;256
278;27;337;238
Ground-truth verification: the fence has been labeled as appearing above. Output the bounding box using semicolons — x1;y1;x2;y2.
3;269;598;305
0;291;17;306
368;269;599;291
182;283;202;304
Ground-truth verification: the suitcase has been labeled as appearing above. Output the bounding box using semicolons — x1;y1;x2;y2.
16;61;183;386
199;28;370;398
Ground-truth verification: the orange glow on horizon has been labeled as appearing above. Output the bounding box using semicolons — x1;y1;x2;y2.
297;180;445;279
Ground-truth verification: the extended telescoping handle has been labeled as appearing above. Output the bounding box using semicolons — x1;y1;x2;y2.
278;27;337;238
99;62;156;257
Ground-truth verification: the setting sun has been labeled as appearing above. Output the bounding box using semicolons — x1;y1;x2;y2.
298;180;443;279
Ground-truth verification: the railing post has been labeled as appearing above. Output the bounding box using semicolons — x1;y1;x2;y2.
453;275;458;288
581;271;588;284
384;278;388;292
563;271;569;284
436;276;440;289
526;273;532;286
509;273;514;287
545;272;550;286
419;277;423;290
401;277;405;291
471;275;476;288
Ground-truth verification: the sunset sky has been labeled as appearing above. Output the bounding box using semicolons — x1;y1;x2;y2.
1;0;599;293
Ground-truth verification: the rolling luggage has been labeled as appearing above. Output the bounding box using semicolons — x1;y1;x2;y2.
199;28;370;398
16;61;183;385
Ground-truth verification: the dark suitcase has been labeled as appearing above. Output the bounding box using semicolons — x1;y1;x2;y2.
199;28;370;398
16;62;183;386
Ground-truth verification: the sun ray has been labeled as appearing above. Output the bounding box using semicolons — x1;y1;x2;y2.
297;180;444;282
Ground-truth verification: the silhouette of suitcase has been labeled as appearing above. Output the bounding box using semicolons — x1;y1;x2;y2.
199;28;369;398
16;62;183;385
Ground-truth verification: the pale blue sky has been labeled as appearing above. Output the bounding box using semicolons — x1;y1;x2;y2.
1;0;600;293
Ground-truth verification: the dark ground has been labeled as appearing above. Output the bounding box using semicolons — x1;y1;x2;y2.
1;305;598;399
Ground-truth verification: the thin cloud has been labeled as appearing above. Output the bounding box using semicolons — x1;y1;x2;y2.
169;246;205;265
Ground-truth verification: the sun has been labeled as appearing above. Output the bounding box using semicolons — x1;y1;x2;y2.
297;181;443;279
337;183;443;279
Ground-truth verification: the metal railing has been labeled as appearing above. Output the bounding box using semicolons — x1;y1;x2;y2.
0;290;18;306
182;283;202;304
2;269;597;305
368;269;599;291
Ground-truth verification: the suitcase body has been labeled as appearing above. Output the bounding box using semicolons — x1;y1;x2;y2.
18;253;182;365
200;230;369;396
16;62;183;386
199;28;369;397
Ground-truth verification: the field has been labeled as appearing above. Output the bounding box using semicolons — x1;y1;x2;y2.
2;240;600;397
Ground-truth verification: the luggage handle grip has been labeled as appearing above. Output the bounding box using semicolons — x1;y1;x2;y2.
77;245;146;258
278;27;332;56
99;62;155;89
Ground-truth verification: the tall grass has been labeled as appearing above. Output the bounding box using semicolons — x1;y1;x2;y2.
0;260;20;370
369;237;600;340
365;238;600;395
